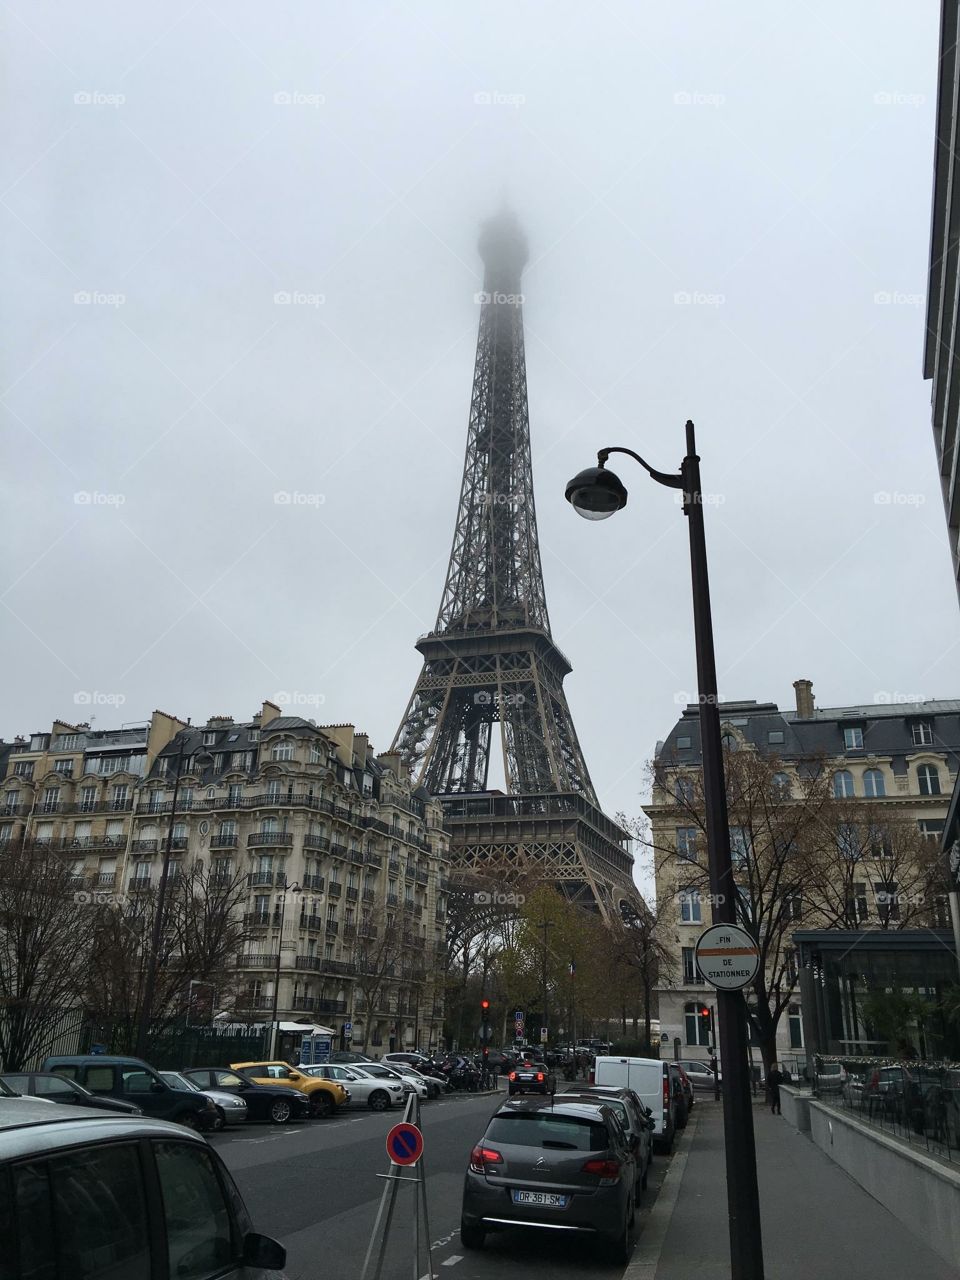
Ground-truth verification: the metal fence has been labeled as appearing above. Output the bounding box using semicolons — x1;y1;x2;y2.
813;1059;960;1163
15;1013;270;1072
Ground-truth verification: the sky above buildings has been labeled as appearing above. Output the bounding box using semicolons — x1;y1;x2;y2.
2;2;957;894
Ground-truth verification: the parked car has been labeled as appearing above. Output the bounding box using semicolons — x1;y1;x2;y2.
461;1096;638;1262
593;1056;684;1152
559;1087;654;1200
158;1071;247;1130
182;1067;311;1124
676;1065;695;1114
329;1051;376;1064
40;1055;216;1131
230;1061;347;1117
383;1054;449;1094
301;1064;404;1111
356;1060;429;1100
1;1071;143;1116
0;1100;287;1278
676;1059;722;1092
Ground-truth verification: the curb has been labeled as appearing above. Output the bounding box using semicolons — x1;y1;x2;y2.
622;1112;699;1280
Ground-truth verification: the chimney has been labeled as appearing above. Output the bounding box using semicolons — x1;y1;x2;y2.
793;679;815;719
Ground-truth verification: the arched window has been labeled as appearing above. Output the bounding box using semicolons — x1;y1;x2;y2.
679;887;702;924
833;771;855;798
863;769;885;798
917;764;941;796
721;731;739;752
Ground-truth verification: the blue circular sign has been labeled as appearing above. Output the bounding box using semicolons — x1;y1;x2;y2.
386;1122;424;1166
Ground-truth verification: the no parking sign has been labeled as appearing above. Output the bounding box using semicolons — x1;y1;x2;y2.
386;1122;424;1167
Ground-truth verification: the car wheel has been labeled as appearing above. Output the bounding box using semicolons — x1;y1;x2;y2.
211;1107;226;1132
606;1200;635;1265
269;1098;292;1124
368;1090;390;1113
460;1219;485;1251
311;1093;334;1118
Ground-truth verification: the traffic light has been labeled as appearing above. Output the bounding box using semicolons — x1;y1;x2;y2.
699;1005;710;1022
481;999;490;1012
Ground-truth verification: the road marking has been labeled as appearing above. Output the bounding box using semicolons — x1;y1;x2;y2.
442;1256;463;1267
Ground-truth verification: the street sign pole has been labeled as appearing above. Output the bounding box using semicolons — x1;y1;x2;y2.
360;1093;433;1280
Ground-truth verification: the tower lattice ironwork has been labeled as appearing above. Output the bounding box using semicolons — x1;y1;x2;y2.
392;210;638;918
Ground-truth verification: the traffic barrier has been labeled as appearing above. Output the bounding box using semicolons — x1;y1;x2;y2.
359;1090;434;1280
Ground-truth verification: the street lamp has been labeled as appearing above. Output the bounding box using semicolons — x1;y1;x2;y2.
566;420;765;1280
269;876;301;1060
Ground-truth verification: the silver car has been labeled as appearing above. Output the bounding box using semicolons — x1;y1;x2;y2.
159;1070;248;1130
301;1064;404;1112
461;1097;637;1263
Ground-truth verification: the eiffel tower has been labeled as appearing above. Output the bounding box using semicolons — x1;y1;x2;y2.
392;210;638;921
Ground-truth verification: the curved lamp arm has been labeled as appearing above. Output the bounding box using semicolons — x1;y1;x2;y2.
597;445;684;490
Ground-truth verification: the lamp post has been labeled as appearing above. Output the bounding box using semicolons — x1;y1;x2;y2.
566;420;764;1280
269;875;301;1060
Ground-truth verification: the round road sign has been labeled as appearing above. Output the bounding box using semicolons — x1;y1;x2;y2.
694;924;759;991
386;1122;424;1166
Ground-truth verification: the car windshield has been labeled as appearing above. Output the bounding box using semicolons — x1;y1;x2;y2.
486;1113;608;1152
213;1072;248;1088
160;1072;199;1093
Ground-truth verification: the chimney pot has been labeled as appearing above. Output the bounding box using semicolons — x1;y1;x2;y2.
793;679;815;718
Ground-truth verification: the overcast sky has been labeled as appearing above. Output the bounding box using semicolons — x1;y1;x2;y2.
2;2;956;891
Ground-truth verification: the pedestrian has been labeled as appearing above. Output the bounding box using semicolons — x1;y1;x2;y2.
768;1062;784;1115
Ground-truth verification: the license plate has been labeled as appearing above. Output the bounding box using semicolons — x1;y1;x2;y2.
512;1190;568;1207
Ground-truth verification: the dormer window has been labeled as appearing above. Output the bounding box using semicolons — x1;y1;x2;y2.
843;727;864;751
203;732;217;747
911;720;934;747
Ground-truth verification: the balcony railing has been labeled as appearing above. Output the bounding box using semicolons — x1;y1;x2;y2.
327;882;342;898
299;914;323;931
302;874;324;891
345;886;358;901
330;842;348;857
210;833;238;849
128;876;152;891
247;831;293;847
359;924;377;939
96;873;116;886
295;956;356;976
303;834;330;851
386;893;398;907
349;849;364;865
343;924;357;940
325;921;339;936
416;871;429;886
131;839;157;853
247;871;278;887
364;852;382;868
362;888;375;903
236;952;281;968
388;861;401;875
243;911;279;928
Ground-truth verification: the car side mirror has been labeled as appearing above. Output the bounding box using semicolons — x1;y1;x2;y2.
242;1233;287;1270
150;1081;166;1093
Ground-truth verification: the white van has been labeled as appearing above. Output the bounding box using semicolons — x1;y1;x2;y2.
593;1056;684;1151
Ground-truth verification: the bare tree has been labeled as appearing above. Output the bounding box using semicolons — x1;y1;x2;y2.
0;843;91;1069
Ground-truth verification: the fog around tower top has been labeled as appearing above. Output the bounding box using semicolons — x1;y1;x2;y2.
1;2;954;896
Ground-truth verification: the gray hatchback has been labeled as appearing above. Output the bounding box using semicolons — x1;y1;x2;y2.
460;1097;637;1263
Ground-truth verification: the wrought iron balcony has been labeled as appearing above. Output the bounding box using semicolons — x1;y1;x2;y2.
247;871;277;887
96;873;116;886
131;839;158;853
327;881;342;897
416;871;429;885
303;834;330;851
345;886;359;901
349;849;364;865
243;911;279;928
236;952;281;968
302;874;324;891
364;852;383;868
330;842;348;857
247;831;293;847
210;832;238;849
325;921;339;936
386;893;398;907
361;888;375;903
128;876;152;891
299;914;323;931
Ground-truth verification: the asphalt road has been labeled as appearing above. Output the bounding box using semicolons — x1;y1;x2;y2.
214;1084;678;1280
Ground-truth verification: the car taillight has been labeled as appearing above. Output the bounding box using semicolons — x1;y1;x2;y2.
663;1075;670;1110
581;1158;621;1185
508;1071;517;1081
536;1072;544;1082
469;1145;503;1173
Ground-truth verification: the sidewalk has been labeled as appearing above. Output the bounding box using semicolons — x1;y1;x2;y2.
629;1100;959;1280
